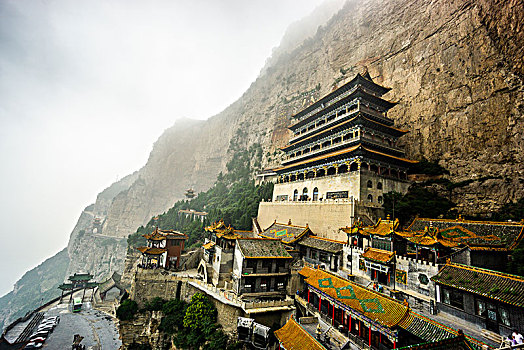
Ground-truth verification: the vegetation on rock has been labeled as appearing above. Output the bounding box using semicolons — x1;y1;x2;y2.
383;185;455;226
116;299;138;321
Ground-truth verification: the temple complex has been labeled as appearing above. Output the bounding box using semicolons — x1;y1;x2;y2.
258;73;417;240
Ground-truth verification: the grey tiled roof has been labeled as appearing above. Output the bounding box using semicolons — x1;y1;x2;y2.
431;262;524;308
297;236;344;253
237;239;292;258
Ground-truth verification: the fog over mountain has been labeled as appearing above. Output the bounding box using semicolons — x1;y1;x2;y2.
0;0;334;297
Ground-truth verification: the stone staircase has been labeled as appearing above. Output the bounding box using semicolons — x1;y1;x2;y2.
15;312;44;343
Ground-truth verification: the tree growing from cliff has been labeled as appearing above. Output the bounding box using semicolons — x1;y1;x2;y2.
183;293;216;330
384;185;454;226
116;299;138;321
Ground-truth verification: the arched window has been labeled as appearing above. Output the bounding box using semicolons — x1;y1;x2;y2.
377;182;383;190
378;196;383;204
367;180;373;188
302;187;308;201
313;187;319;201
367;194;373;202
293;189;298;201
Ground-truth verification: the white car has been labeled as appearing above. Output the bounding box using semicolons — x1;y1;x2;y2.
24;342;43;349
29;336;46;343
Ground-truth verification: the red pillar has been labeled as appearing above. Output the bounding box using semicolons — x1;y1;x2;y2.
332;305;335;325
369;326;371;347
319;296;322;312
359;320;361;337
349;315;352;333
307;289;310;303
394;341;397;349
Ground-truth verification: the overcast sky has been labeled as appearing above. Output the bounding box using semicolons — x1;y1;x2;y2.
0;0;329;297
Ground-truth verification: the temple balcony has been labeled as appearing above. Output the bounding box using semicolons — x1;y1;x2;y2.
283;136;360;165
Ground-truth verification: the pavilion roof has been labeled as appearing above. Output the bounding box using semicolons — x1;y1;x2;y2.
342;217;406;238
202;241;216;250
431;262;524;308
136;247;167;255
407;218;524;251
299;266;409;328
205;219;228;232
274;317;327;350
361;247;395;263
259;221;311;244
236;238;292;259
297;236;345;254
143;227;188;240
68;273;93;281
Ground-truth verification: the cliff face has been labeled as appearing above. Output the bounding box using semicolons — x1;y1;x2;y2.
99;0;524;236
3;0;523;333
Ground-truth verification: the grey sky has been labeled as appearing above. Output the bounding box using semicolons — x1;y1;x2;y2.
0;0;329;296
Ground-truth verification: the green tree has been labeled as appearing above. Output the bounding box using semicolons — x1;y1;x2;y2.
183;293;216;331
384;185;454;226
116;299;138;321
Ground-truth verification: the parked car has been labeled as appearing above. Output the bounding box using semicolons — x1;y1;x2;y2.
29;337;46;343
31;331;49;338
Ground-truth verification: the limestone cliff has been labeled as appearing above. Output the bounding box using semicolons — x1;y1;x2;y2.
3;0;524;333
100;0;524;237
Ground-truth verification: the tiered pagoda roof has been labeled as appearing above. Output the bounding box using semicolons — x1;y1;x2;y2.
290;73;392;127
431;262;524;308
275;72;416;176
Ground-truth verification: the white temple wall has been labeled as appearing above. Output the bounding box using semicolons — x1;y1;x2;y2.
257;201;354;241
272;172;361;202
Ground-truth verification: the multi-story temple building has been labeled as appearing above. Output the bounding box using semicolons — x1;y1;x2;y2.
258;73;416;239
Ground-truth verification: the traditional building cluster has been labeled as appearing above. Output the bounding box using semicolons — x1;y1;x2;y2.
133;73;524;349
136;227;188;269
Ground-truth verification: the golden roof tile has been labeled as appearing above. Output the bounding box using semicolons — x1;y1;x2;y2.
361;247;395;263
274;317;327;350
299;266;409;328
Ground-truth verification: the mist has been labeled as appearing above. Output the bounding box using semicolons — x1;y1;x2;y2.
0;0;331;296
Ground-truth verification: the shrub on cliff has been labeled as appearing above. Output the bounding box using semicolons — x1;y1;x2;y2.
183;293;216;330
116;299;138;321
384;186;454;226
143;297;165;311
158;299;187;334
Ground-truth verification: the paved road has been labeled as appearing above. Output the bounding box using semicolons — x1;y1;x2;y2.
42;302;121;350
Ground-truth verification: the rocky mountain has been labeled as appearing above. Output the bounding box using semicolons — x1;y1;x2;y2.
2;0;523;332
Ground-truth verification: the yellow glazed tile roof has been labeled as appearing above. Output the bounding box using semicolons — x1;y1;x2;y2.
274;317;327;350
362;247;395;263
202;242;215;250
136;247;167;255
299;266;409;328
